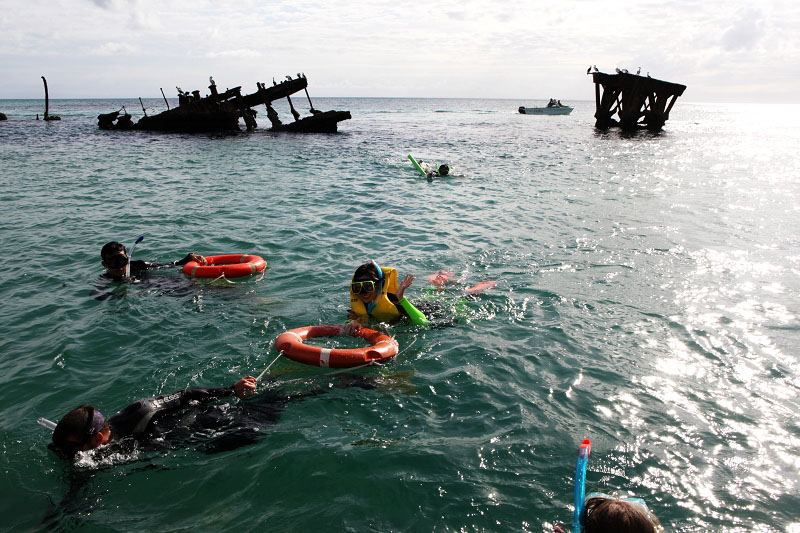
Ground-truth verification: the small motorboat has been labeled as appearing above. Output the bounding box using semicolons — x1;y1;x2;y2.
518;105;573;115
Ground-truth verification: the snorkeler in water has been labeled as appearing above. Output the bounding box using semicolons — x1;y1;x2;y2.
343;260;436;334
100;241;205;281
49;376;258;458
423;163;449;178
553;495;660;532
91;241;207;300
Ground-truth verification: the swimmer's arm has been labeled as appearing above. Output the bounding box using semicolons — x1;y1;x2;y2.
388;293;430;326
178;376;258;403
173;253;206;266
141;254;206;271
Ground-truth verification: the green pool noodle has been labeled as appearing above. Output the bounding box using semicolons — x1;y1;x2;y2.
408;154;427;176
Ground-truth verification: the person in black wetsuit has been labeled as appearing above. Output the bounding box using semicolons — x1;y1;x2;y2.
100;241;206;281
50;376;258;458
92;241;207;300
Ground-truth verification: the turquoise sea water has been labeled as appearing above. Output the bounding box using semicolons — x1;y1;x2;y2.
1;97;798;532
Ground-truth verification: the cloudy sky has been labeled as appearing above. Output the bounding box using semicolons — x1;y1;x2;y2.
1;0;798;102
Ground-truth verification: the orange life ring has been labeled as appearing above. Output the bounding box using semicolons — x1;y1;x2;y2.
182;254;267;278
275;325;399;368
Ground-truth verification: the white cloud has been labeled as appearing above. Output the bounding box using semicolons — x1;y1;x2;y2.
722;9;765;51
205;49;262;59
90;42;138;56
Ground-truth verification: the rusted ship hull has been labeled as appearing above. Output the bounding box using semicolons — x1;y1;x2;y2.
98;74;350;134
270;110;352;133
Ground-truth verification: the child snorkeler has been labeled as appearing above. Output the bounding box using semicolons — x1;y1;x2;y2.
343;260;433;333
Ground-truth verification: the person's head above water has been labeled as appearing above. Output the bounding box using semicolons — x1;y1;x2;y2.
101;241;129;276
583;496;657;533
351;261;383;305
51;404;111;458
438;164;449;176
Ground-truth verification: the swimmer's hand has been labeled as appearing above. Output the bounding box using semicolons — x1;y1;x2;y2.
341;321;361;336
552;524;565;533
234;376;258;398
176;253;207;266
187;254;207;265
396;274;415;300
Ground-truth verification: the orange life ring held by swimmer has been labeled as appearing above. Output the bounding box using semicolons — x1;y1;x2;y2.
182;254;266;279
275;325;399;368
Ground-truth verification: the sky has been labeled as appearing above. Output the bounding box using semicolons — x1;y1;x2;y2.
1;0;799;103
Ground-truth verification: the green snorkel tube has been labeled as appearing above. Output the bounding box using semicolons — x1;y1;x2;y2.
573;439;591;532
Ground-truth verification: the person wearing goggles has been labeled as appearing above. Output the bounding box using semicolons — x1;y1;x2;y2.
100;241;206;281
50;376;258;458
343;260;432;334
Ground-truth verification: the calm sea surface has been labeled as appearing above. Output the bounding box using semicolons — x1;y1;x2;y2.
0;97;798;532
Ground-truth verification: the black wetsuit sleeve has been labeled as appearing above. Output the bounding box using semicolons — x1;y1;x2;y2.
387;293;405;316
174;254;197;266
109;385;236;437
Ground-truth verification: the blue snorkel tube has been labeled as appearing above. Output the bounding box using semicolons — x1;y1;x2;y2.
365;260;383;315
125;235;144;279
573;439;591;533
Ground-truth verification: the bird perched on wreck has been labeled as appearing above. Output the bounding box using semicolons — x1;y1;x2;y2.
586;65;592;74
615;67;622;74
285;75;292;81
636;67;641;75
593;65;598;72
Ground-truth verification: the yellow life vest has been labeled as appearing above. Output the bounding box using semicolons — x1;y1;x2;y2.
350;267;400;322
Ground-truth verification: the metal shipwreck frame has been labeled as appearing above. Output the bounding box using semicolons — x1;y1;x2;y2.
98;74;350;133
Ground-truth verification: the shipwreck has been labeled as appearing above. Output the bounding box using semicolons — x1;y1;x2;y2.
590;70;686;131
98;74;350;133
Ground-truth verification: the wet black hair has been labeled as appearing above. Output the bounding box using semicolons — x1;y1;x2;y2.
438;164;449;176
352;261;380;282
51;404;95;457
101;241;126;261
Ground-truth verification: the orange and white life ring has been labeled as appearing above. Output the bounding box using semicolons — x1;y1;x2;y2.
275;325;399;368
182;254;266;279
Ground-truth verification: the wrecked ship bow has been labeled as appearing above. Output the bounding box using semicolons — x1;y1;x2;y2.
98;74;350;133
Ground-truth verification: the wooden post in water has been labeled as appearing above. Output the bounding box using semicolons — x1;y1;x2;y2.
591;71;685;131
160;88;170;110
41;76;61;121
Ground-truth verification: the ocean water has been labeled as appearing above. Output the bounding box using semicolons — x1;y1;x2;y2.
0;96;798;532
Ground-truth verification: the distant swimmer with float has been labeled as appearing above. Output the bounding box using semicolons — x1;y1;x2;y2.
553;439;662;533
408;154;449;179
